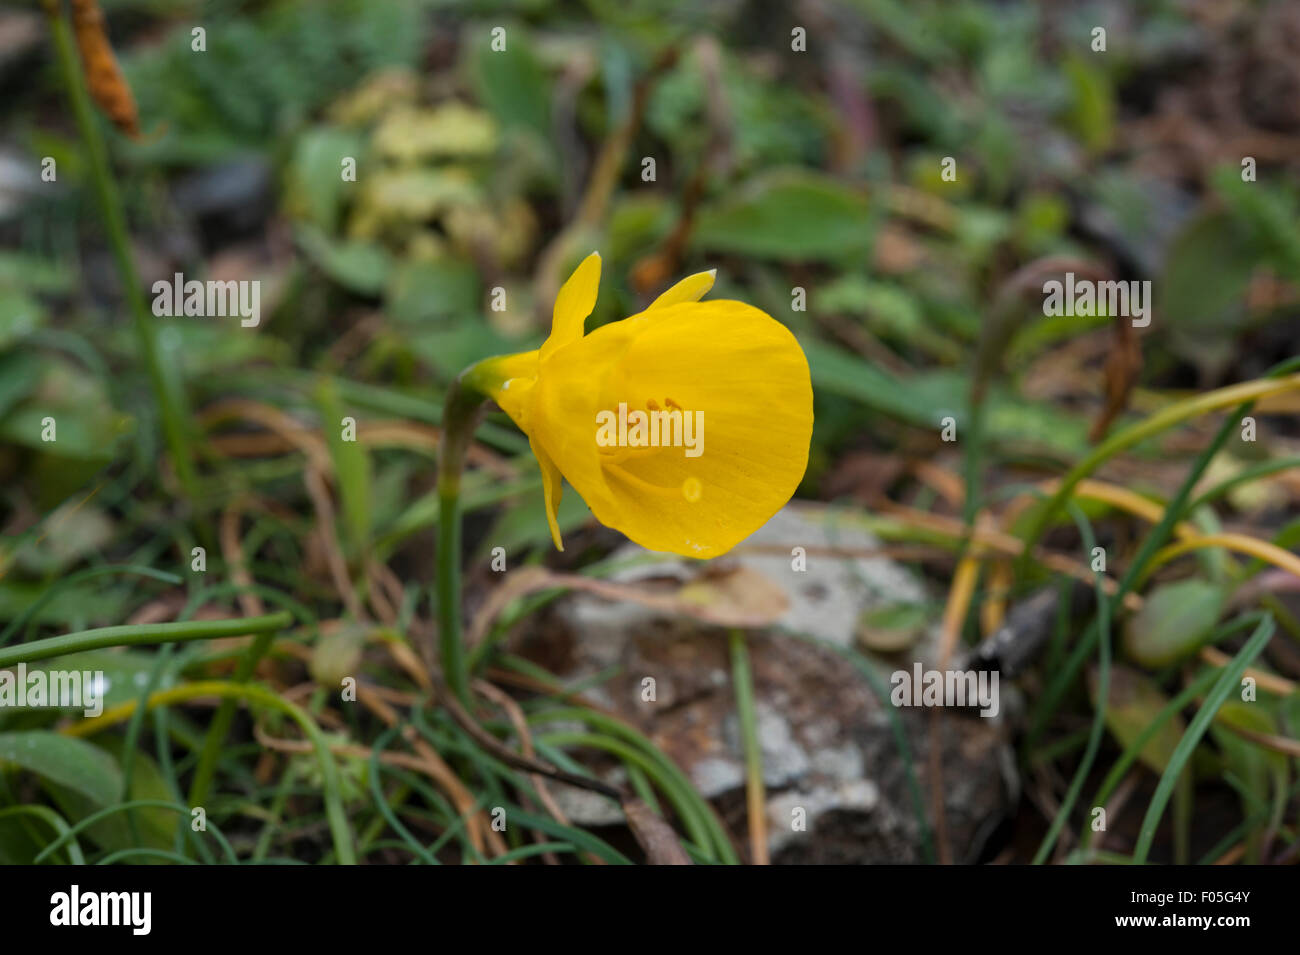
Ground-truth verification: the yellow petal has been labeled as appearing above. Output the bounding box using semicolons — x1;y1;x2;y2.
491;375;535;435
528;321;632;532
530;436;566;551
648;269;716;309
541;251;601;362
532;299;812;558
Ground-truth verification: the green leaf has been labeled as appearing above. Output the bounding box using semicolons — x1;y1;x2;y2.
608;196;674;264
53;738;178;855
0;731;121;808
0;358;130;461
1088;666;1186;775
0;253;74;295
1210;166;1300;282
692;170;872;261
804;338;1089;456
1123;579;1227;667
803;337;955;428
1213;701;1287;777
285;125;365;232
856;603;928;653
296;225;393;297
0;352;43;420
387;259;481;326
1062;56;1114;154
317;377;373;558
0;582;132;632
412;322;524;382
0;816;42;864
0;287;45;349
816;276;962;361
480;485;591;556
468;24;551;137
13;650;177;712
1159;211;1262;331
12;504;114;576
162;320;292;377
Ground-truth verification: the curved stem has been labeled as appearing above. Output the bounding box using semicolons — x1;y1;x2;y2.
0;612;291;669
436;371;490;706
1145;533;1300;584
1016;374;1300;572
0;805;85;864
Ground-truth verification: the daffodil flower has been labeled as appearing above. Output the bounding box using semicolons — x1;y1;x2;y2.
464;252;813;558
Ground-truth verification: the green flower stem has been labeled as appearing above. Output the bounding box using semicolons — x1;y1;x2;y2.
43;2;199;506
0;612;291;669
436;366;497;706
729;629;768;865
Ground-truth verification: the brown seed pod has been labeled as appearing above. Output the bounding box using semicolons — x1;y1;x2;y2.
69;0;141;139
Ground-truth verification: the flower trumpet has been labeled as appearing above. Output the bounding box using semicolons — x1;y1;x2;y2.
465;252;814;559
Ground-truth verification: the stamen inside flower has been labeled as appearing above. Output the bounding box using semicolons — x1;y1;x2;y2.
594;397;691;462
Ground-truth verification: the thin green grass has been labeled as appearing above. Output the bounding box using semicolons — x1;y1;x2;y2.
1031;502;1110;864
1026;401;1251;747
1132;614;1275;864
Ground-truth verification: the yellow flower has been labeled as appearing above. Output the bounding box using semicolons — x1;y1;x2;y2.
472;252;813;558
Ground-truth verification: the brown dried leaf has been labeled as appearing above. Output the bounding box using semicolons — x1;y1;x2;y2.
673;564;789;627
1089;317;1143;443
467;563;788;647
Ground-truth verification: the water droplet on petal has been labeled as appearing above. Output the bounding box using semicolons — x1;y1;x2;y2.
682;476;702;503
